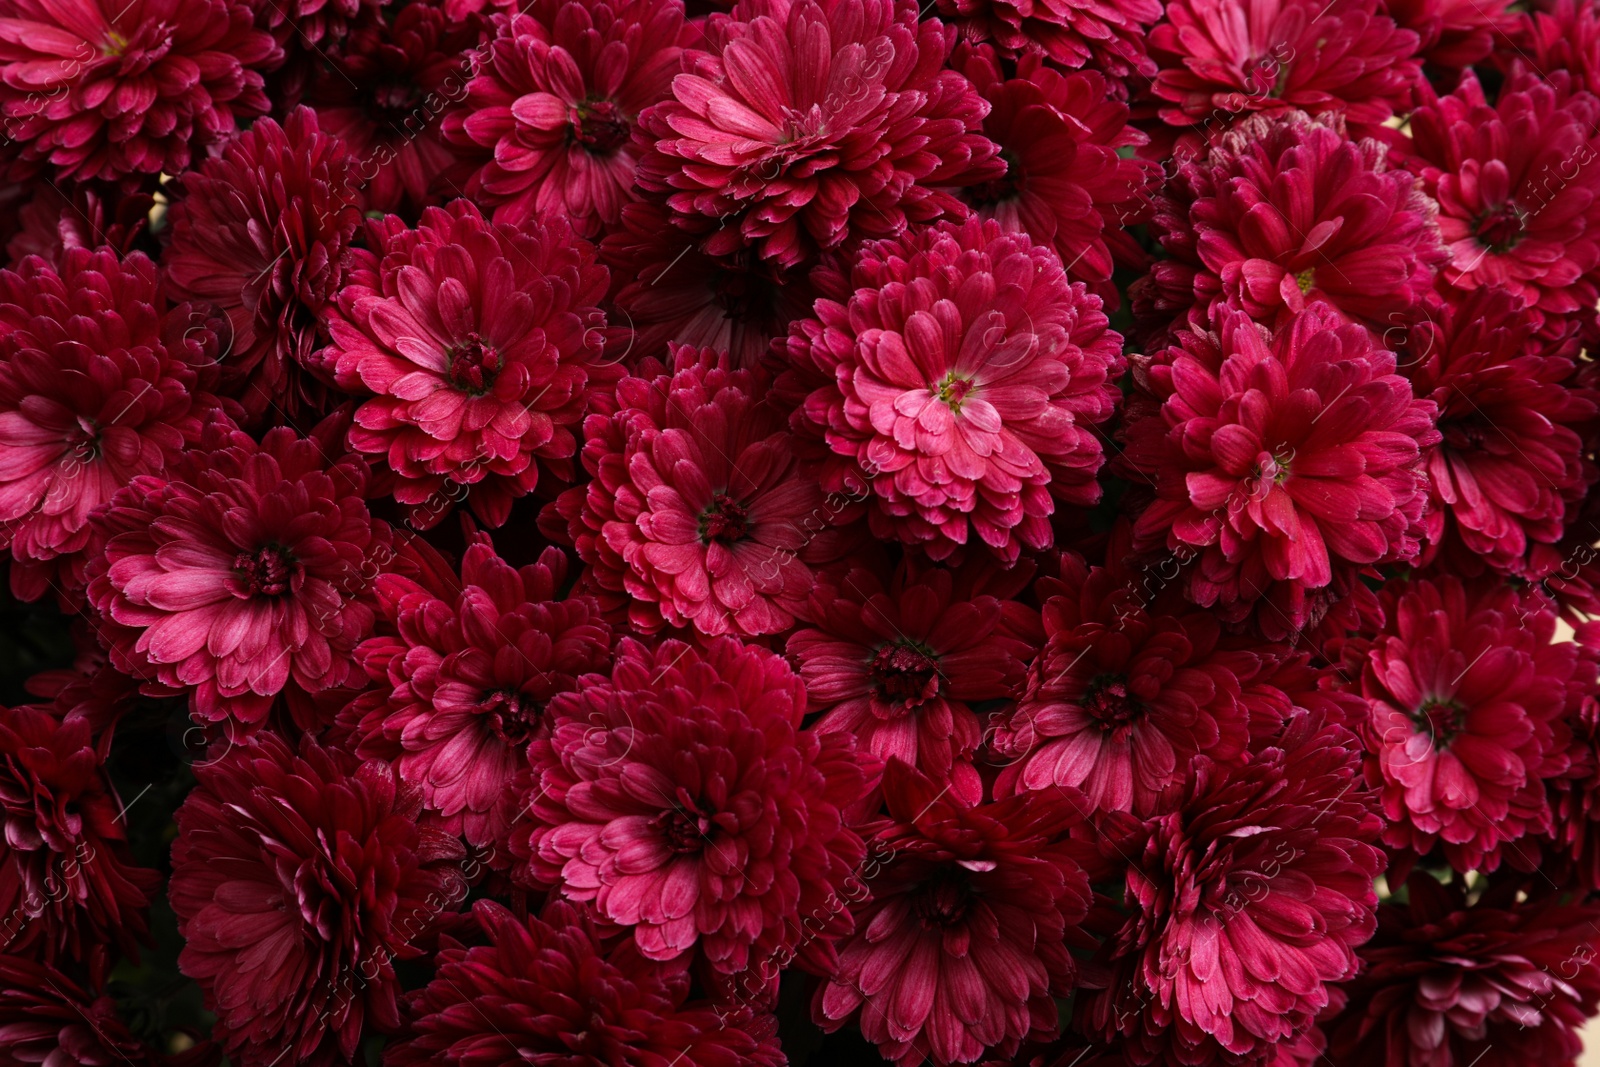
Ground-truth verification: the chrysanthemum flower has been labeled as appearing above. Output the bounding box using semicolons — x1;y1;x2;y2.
249;0;384;54
0;0;277;182
305;3;486;215
1083;709;1383;1065
553;345;838;637
781;216;1123;563
1148;0;1421;142
930;0;1159;75
162;107;362;426
957;51;1155;306
5;182;154;267
814;759;1092;1067
85;417;388;727
443;0;692;237
321;199;612;529
0;706;159;974
1405;71;1600;321
1406;288;1597;575
522;637;872;982
1346;576;1578;872
1504;0;1600;98
1145;111;1444;335
171;732;466;1067
387;899;786;1067
1380;0;1515;70
636;0;1002;269
0;955;162;1066
1325;871;1600;1067
788;562;1035;805
0;248;223;606
1124;301;1439;635
1541;622;1600;891
344;535;611;850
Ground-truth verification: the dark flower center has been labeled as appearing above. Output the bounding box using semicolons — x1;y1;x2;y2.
936;372;975;412
871;641;941;708
1083;674;1144;731
368;80;424;121
1414;697;1467;749
571;100;630;155
234;545;297;597
653;794;713;854
710;265;776;325
1474;202;1527;253
447;334;501;395
478;689;541;747
699;493;749;544
912;867;975;928
963;150;1021;208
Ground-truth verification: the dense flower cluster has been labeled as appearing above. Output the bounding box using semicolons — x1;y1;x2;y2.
2;1;1600;1065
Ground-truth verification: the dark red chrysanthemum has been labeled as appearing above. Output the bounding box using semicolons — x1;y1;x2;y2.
1380;0;1515;70
162;107;361;426
636;0;1002;269
957;50;1155;306
1083;709;1383;1065
1325;871;1600;1067
386;899;786;1067
522;637;872;983
1147;0;1421;143
1345;576;1581;873
170;732;466;1067
85;417;387;727
5;182;154;267
0;955;171;1067
344;535;612;850
1541;621;1600;891
781;216;1123;562
788;562;1035;805
554;345;841;637
1406;288;1597;575
931;0;1159;75
322;199;612;529
1503;0;1600;98
0;247;223;606
0;0;277;181
1405;71;1600;322
814;760;1092;1067
305;3;486;215
0;706;158;975
1123;301;1439;637
1143;110;1444;338
443;0;692;236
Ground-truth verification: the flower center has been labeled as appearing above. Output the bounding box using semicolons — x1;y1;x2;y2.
1251;446;1293;491
102;29;130;57
1083;674;1143;732
652;792;713;854
1295;267;1317;294
698;492;749;544
368;80;424;120
1414;697;1466;749
871;641;940;708
1473;202;1527;253
478;689;541;747
936;372;975;413
234;545;297;597
912;868;975;928
963;150;1022;208
570;100;630;155
447;334;501;395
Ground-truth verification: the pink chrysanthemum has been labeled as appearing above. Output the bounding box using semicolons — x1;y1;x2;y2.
1325;871;1600;1067
636;0;1002;269
1346;576;1579;873
521;637;872;982
814;759;1093;1067
443;0;692;236
930;0;1159;75
321;199;612;529
1124;301;1439;636
1147;0;1422;142
344;535;612;849
788;562;1035;805
1405;71;1600;321
1144;111;1444;336
781;216;1123;563
0;706;158;976
1407;288;1597;575
386;899;786;1067
1380;0;1515;70
305;3;486;215
1083;709;1383;1065
85;417;388;727
162;107;362;426
1504;0;1600;98
0;248;222;606
171;733;466;1067
0;0;277;182
957;51;1155;306
553;345;839;637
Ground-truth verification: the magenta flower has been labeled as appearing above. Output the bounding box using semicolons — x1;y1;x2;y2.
929;0;1160;75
